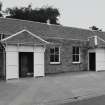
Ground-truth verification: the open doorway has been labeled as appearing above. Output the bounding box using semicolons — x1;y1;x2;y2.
19;52;34;78
89;52;96;71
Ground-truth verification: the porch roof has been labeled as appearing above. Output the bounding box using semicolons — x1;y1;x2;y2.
88;36;105;48
1;29;50;45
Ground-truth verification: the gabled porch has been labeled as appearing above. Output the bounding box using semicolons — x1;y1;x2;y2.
88;36;105;71
1;29;49;80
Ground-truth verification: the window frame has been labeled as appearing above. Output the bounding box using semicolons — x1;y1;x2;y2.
72;46;80;63
50;47;60;64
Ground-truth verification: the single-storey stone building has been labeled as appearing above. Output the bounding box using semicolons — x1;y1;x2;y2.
0;18;105;80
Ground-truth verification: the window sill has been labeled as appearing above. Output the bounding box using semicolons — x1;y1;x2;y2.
72;62;81;64
50;62;61;65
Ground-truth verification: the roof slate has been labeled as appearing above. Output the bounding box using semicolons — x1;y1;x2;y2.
0;17;105;41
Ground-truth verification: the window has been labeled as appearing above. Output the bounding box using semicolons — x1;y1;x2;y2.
50;47;60;64
72;46;80;63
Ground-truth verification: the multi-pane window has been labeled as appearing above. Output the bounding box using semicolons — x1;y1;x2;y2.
72;46;80;62
50;47;60;63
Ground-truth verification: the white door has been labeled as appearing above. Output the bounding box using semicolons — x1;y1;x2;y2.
34;48;45;77
6;51;18;79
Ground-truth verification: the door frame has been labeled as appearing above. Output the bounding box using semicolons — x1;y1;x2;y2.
19;52;34;78
88;52;96;71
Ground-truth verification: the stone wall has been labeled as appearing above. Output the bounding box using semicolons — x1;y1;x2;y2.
45;39;88;74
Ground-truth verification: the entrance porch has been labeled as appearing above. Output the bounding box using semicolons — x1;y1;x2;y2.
88;48;105;72
0;29;49;80
5;45;45;80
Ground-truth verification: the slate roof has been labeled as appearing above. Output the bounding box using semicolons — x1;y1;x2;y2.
0;17;105;41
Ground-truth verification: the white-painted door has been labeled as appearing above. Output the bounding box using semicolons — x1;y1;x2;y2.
34;52;44;77
6;52;18;79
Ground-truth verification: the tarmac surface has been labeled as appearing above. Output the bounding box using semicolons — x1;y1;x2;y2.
59;94;105;105
0;71;105;105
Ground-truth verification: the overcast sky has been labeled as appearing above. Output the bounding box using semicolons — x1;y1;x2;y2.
1;0;105;30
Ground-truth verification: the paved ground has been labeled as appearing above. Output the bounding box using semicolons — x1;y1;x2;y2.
0;71;105;105
59;94;105;105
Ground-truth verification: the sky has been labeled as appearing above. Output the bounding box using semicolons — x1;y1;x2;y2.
1;0;105;30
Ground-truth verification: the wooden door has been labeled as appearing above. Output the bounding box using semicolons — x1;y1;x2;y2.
34;47;45;77
6;52;18;79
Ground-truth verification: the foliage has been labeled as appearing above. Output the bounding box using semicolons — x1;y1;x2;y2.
6;5;60;25
89;25;102;31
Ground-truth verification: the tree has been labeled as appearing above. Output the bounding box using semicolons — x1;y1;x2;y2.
89;25;102;31
6;5;60;25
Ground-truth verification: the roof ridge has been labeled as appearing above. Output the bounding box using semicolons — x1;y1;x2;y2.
0;17;49;26
49;24;105;33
